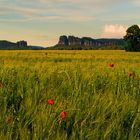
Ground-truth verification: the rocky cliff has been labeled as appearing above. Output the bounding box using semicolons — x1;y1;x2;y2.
58;35;126;47
17;40;28;47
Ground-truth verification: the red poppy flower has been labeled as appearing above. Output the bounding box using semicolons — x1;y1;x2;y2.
109;63;114;68
48;99;54;105
60;111;67;119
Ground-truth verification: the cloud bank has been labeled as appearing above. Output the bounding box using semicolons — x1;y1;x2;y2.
101;24;127;38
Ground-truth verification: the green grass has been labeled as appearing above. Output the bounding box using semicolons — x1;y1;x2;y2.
0;50;140;140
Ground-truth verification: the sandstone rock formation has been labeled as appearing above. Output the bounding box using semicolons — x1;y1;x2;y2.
58;35;68;45
57;35;125;47
17;40;27;47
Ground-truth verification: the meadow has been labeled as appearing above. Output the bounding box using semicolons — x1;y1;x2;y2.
0;50;140;140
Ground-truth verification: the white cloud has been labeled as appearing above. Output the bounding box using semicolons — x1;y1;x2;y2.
101;24;128;38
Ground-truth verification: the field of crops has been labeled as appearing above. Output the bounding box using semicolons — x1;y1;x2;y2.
0;50;140;140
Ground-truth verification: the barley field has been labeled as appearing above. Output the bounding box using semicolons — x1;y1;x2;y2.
0;50;140;140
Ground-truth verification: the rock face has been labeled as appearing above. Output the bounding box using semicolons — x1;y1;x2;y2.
57;35;126;47
58;35;68;45
17;40;27;47
68;36;81;45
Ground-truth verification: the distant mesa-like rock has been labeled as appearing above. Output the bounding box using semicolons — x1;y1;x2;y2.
17;40;28;47
59;35;68;45
0;40;44;50
58;35;126;47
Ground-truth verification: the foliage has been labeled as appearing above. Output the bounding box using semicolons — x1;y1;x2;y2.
124;25;140;51
0;50;140;139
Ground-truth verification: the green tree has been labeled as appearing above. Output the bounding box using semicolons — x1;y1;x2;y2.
124;25;140;51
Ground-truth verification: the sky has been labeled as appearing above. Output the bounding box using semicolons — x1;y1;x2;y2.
0;0;140;47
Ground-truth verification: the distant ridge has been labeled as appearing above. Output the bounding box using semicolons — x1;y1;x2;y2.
0;40;45;50
47;35;126;50
57;35;126;47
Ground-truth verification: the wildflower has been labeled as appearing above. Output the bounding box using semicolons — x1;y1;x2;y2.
60;111;67;119
128;72;134;77
109;63;114;68
48;99;54;105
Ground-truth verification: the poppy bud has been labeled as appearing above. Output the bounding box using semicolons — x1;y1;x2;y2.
109;63;114;68
60;111;67;119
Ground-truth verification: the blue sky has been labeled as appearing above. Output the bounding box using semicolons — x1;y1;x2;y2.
0;0;140;47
